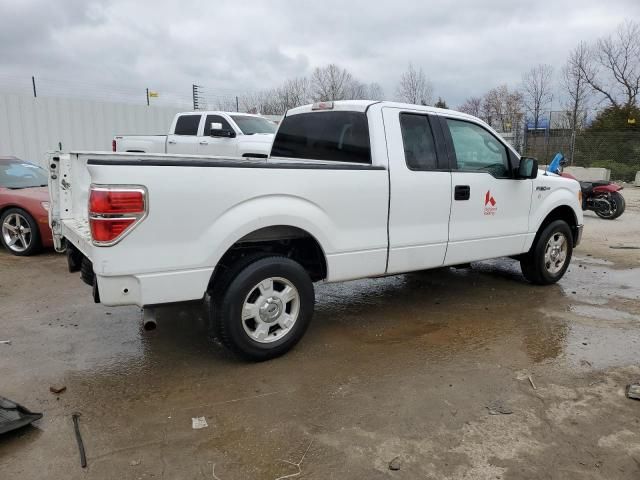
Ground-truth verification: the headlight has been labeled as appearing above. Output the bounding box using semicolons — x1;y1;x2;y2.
41;201;50;212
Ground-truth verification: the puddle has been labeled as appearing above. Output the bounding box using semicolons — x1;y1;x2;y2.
570;305;640;324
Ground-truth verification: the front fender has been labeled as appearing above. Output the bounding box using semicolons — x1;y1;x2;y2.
530;187;583;233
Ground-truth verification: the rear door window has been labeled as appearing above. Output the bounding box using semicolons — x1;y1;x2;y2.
399;113;438;170
173;115;201;136
271;111;371;163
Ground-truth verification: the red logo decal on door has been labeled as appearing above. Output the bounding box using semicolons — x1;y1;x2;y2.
484;191;497;216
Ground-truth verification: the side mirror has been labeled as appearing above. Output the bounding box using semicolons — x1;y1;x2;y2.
209;122;236;138
517;156;538;179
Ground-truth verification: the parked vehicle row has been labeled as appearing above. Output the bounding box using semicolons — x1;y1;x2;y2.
113;111;277;158
49;100;584;360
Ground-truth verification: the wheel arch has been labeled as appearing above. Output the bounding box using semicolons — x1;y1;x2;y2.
533;205;580;248
208;224;328;295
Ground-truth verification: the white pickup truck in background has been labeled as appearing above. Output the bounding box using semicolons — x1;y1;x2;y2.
112;111;277;158
49;100;583;361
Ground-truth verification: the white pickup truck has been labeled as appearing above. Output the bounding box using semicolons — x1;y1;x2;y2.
49;100;583;361
112;111;276;158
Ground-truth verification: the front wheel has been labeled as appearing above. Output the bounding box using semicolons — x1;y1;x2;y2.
520;220;573;285
0;208;41;256
210;256;315;361
594;191;625;220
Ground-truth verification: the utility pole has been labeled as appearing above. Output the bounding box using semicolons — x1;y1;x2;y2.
236;96;239;112
192;84;201;110
146;88;150;106
31;76;37;98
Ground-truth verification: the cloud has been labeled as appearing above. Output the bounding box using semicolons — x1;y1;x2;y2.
0;0;638;107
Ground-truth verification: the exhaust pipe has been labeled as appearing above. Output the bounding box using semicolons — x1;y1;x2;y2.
142;307;157;331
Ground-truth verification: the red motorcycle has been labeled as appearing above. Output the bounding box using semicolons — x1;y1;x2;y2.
549;153;626;220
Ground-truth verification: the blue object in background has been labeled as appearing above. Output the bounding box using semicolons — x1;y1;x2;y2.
526;117;550;130
547;152;564;175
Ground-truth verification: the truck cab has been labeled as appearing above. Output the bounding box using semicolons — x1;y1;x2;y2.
113;111;277;158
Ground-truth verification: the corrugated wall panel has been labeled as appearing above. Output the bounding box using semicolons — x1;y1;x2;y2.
0;93;182;165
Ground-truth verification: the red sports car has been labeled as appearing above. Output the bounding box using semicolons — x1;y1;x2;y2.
0;156;53;256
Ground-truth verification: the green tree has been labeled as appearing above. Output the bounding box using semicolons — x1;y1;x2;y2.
434;97;448;109
575;105;640;181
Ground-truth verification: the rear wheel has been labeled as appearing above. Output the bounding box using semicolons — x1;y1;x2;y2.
594;191;625;220
210;255;315;361
520;220;573;285
0;208;41;256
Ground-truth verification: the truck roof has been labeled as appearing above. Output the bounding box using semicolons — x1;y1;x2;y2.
286;100;479;122
174;111;266;117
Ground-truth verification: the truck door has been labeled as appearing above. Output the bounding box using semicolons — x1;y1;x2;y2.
198;114;238;157
167;114;201;154
382;107;452;274
441;116;532;264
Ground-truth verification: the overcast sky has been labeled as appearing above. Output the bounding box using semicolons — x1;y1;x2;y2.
1;0;638;108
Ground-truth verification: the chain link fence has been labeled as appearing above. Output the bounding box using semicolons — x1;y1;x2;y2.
520;110;639;182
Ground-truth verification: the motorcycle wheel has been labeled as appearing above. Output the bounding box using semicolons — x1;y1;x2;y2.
594;191;625;220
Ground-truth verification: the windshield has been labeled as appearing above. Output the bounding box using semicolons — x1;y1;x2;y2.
0;160;48;189
231;115;277;135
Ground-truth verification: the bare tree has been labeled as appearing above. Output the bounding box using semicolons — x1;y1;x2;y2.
395;63;433;105
578;20;640;108
458;97;483;117
275;77;311;111
522;64;554;130
480;85;524;149
363;82;384;100
482;85;507;128
562;42;591;163
311;64;354;101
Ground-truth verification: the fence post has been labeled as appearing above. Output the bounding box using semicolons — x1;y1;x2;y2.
236;96;239;112
192;84;200;110
32;76;37;98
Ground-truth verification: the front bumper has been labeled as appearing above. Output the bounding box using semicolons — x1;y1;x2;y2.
572;224;584;247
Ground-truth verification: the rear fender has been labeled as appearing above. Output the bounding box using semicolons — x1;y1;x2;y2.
592;184;622;193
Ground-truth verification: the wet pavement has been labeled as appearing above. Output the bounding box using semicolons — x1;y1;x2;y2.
1;189;640;479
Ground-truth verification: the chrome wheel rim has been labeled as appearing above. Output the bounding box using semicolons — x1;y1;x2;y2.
2;213;32;253
544;232;568;275
241;277;300;344
595;194;615;218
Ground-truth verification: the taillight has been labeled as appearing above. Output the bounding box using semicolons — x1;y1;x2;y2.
112;139;117;152
89;186;147;245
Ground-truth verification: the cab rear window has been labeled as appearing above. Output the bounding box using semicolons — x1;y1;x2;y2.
271;111;371;164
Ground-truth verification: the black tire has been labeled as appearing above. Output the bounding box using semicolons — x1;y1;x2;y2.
595;191;625;220
520;220;573;285
0;208;41;256
210;255;315;361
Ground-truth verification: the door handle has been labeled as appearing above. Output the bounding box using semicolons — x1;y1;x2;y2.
168;140;176;144
199;141;208;145
454;185;470;201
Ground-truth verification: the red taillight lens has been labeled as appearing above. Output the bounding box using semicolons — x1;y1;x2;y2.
90;189;145;215
90;218;136;242
112;139;117;152
89;186;146;245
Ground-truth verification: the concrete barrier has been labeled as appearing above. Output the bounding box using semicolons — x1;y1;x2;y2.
562;166;611;182
635;171;640;187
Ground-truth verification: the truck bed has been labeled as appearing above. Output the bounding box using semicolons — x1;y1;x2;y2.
49;151;389;307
